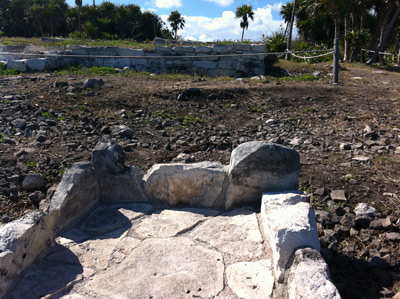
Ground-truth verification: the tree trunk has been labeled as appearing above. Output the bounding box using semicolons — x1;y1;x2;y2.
78;5;81;32
286;0;296;60
344;17;349;62
241;27;245;41
367;4;400;65
93;0;95;7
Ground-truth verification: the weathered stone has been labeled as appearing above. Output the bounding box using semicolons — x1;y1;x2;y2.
190;207;263;263
111;124;135;138
7;59;27;72
193;60;217;69
195;46;212;53
331;190;347;202
213;44;233;53
82;78;104;89
25;58;56;72
49;162;98;232
22;173;45;191
261;192;320;282
144;161;226;207
91;140;126;174
226;260;274;299
80;204;152;235
225;142;300;209
354;203;377;218
0;211;54;298
251;44;266;52
84;238;224;298
287;248;341;299
132;208;218;239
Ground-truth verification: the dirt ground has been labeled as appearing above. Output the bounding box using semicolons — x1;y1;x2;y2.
1;62;400;298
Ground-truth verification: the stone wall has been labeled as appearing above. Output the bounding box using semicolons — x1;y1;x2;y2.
0;43;266;77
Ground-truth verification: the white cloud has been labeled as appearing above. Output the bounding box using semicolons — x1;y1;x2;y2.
161;3;284;42
202;0;234;7
152;0;182;9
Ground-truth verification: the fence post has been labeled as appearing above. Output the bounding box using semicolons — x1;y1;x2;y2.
333;38;339;85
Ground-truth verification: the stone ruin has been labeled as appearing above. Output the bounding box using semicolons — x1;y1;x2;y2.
0;140;341;298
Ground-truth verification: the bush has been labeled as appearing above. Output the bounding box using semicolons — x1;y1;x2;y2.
263;31;287;53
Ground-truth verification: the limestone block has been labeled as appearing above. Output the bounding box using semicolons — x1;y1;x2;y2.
25;58;56;72
84;238;224;298
118;48;144;57
144;161;227;207
193;60;217;69
233;43;252;51
7;59;27;72
0;211;54;298
131;58;147;65
154;46;173;54
287;248;341;299
213;44;233;53
195;46;212;53
104;58;117;68
218;60;237;69
251;44;266;52
172;46;195;53
49;162;99;232
225;141;300;209
261;192;320;282
226;260;274;299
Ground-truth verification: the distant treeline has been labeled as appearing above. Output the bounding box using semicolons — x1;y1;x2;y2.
0;0;173;41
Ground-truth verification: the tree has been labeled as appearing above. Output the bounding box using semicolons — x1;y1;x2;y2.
235;4;254;41
167;10;185;40
75;0;82;32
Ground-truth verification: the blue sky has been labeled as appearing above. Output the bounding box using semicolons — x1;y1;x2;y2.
65;0;286;41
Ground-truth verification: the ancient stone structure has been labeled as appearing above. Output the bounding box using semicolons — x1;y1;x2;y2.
0;43;266;77
0;141;340;298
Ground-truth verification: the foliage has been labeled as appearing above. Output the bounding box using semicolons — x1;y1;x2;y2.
0;63;20;76
345;30;371;62
264;31;287;53
235;4;255;41
167;10;185;40
0;1;172;41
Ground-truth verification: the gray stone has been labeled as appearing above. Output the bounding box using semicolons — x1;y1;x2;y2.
331;190;347;202
172;46;195;53
28;191;45;205
354;203;377;218
7;59;27;72
195;46;212;53
190;207;263;263
287;248;341;299
91;140;126;175
251;44;266;52
144;161;226;207
84;238;224;298
49;162;98;232
226;260;274;299
213;44;233;53
11;119;26;129
193;60;217;69
82;78;104;89
132;208;218;239
225;142;300;209
233;43;252;51
261;192;320;282
25;58;55;72
0;211;54;298
22;173;45;191
111;124;135;138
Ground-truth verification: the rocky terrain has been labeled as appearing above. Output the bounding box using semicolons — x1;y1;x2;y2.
1;63;400;298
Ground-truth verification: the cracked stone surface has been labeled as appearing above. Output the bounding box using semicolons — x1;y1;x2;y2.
7;203;274;299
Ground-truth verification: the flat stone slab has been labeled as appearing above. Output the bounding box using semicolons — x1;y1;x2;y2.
7;204;274;299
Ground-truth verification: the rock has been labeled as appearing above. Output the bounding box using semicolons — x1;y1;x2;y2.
354;203;377;218
340;143;351;150
0;211;54;298
225;142;300;209
352;156;370;162
36;134;46;142
22;173;45;191
354;216;371;230
132;208;218;239
11;119;26;130
7;60;27;72
82;78;104;89
287;248;340;299
261;192;320;282
184;87;201;96
111;125;135;138
369;219;384;230
177;93;186;101
265;119;277;125
226;260;274;299
314;187;326;196
91;140;126;175
28;191;45;205
190;207;263;263
386;232;400;241
84;238;224;299
49;162;98;232
144;162;226;208
330;190;347;202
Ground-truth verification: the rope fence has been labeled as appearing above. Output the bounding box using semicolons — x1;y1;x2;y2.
361;49;397;56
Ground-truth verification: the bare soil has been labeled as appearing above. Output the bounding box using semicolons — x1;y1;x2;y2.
1;63;400;298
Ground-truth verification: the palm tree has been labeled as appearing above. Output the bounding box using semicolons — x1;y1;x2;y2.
167;10;185;40
235;4;255;41
75;0;82;32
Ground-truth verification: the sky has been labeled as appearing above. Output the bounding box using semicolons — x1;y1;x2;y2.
65;0;287;42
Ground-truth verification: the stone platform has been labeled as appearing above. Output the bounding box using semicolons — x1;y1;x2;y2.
8;204;274;299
